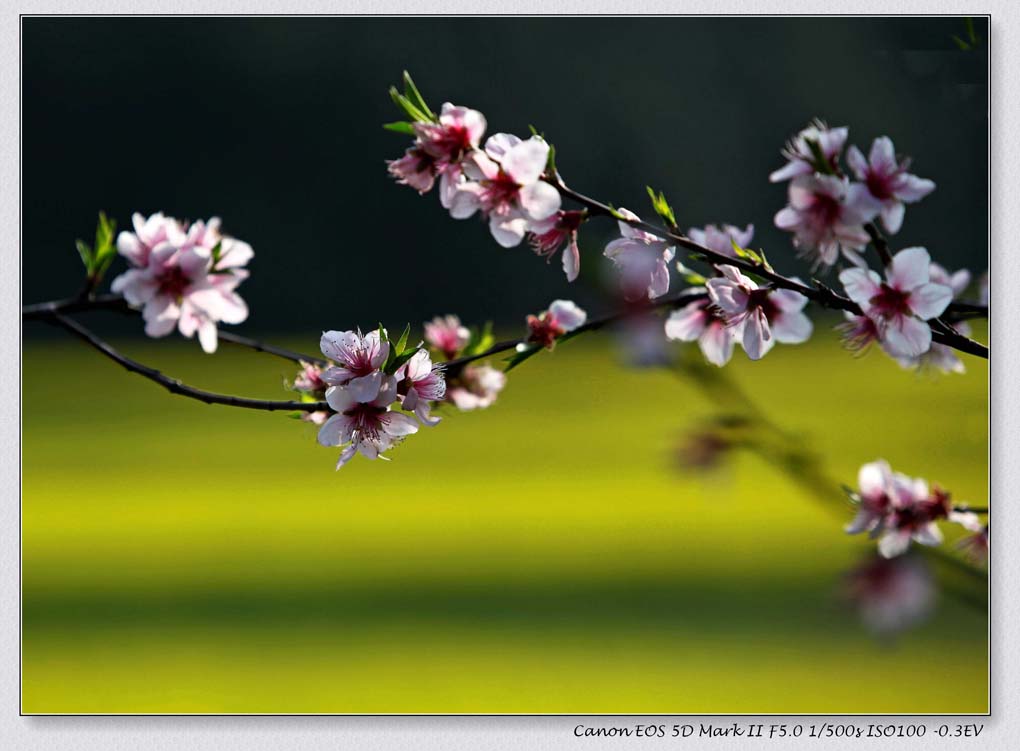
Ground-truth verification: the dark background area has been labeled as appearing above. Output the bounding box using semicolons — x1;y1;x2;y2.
22;17;988;336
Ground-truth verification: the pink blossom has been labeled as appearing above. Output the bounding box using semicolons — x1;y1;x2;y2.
769;121;849;182
928;262;971;298
845;460;981;558
705;266;812;360
319;329;390;403
527;210;584;282
686;223;754;259
664;294;735;367
845;460;904;537
450;133;561;247
317;377;419;469
111;215;251;353
839;247;953;358
958;526;989;566
526;299;587;349
446;364;506;411
397;349;447;426
845;555;935;635
846;137;935;234
893;321;971;375
837;312;882;354
294;361;326;394
291;361;330;425
774;174;880;266
414;102;487;207
115;212;179;268
387;145;436;194
424;315;471;360
875;478;947;559
603;208;676;301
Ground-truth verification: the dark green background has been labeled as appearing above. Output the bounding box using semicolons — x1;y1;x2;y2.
22;17;988;334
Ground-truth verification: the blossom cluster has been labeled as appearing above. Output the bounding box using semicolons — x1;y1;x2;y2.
845;459;986;561
388;100;574;275
771;122;935;267
313;329;446;469
111;212;253;353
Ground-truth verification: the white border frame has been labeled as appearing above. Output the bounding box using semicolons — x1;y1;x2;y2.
4;3;1014;749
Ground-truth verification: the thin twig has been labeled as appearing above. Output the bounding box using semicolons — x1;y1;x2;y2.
864;222;894;267
22;293;131;320
441;290;709;376
47;313;328;413
218;331;328;367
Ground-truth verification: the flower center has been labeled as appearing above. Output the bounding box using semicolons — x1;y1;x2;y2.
869;283;912;318
157;266;191;300
810;192;842;225
481;171;521;214
746;288;779;320
344;403;387;440
866;170;894;201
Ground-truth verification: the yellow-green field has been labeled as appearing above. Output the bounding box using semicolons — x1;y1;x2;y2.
22;323;988;713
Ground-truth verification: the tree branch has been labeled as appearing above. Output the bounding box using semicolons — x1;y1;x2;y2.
45;313;328;413
550;178;989;359
441;289;709;376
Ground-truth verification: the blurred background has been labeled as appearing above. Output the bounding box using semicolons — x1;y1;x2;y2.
22;17;988;712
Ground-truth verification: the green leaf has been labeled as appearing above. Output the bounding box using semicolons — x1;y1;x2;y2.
730;239;766;266
95;211;115;252
965;16;978;44
546;142;557;175
389;86;431;123
387;346;421;375
383;121;417;135
394;322;411;355
75;239;93;271
504;344;543;372
804;138;836;175
464;321;495;356
401;71;435;121
87;211;119;281
645;185;676;227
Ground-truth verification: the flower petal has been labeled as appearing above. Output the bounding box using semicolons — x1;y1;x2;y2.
502;137;549;185
908;282;953;320
888;247;931;290
883;316;932;358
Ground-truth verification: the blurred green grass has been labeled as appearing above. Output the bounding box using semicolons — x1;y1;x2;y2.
22;322;988;713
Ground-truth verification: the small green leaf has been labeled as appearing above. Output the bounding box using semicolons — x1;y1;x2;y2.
389;86;431;123
383;121;417;135
804;138;836;175
730;239;765;266
75;239;93;270
645;185;677;227
401;71;435;121
394;323;411;355
504;344;543;372
464;321;495;356
388;346;421;374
